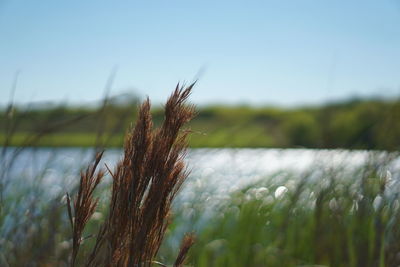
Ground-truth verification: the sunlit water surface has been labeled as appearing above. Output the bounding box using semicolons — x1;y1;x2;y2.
3;148;400;201
2;147;400;246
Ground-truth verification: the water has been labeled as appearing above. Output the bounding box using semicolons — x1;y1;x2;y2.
1;147;400;249
2;147;399;202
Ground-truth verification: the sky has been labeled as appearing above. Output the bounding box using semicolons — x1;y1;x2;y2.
0;0;400;106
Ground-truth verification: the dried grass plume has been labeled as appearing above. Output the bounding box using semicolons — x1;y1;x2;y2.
68;83;197;267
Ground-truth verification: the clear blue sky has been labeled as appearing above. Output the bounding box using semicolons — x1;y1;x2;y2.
1;0;400;106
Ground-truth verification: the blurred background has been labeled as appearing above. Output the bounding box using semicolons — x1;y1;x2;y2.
1;0;400;150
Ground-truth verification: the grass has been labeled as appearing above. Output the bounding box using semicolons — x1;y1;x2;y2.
1;148;399;266
65;84;197;266
1;83;400;266
186;167;400;266
0;83;198;266
2;97;400;150
0;132;125;147
0;125;273;148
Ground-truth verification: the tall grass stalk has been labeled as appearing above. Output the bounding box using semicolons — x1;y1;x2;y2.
67;83;196;266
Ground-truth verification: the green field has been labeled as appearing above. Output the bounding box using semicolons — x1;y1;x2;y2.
1;97;400;150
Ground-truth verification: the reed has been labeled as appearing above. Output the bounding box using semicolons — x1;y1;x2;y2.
67;83;196;266
66;151;105;266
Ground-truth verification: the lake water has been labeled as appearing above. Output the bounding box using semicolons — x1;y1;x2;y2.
2;147;400;203
1;147;400;242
